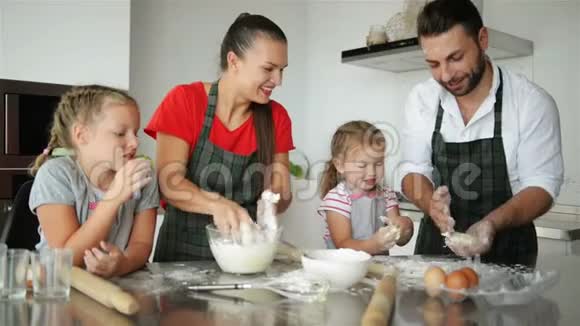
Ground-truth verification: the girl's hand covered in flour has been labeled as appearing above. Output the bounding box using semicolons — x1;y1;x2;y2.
381;215;414;246
371;225;401;252
104;158;152;204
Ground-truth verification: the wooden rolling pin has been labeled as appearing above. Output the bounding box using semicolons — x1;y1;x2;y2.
276;241;387;277
71;266;140;315
361;269;398;326
70;290;135;326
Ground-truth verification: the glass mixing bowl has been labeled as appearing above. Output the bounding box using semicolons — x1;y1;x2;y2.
206;224;282;274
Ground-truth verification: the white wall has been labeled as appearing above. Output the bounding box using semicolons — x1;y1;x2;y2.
0;0;130;88
483;0;580;205
302;1;426;187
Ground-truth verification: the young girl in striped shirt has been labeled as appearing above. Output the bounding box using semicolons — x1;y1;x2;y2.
318;121;413;255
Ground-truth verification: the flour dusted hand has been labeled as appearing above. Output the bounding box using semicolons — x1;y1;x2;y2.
381;215;414;245
444;232;478;249
104;158;152;204
429;186;455;233
229;190;282;245
211;197;253;234
371;225;401;252
257;190;280;230
445;220;495;257
236;221;262;245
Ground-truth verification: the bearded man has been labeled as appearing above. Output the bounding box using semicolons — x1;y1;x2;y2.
398;0;564;267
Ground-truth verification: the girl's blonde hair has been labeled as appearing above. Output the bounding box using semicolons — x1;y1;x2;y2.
320;120;386;198
29;85;137;176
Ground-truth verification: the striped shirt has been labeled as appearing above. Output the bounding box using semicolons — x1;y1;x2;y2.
317;182;399;242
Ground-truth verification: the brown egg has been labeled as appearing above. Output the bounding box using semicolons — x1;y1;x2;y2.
458;267;479;288
445;271;469;301
424;266;446;297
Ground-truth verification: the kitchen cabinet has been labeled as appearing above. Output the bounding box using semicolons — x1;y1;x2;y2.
396;202;580;257
538;238;580;256
535;216;580;256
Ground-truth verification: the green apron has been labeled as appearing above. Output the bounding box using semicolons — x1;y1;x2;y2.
154;82;263;261
414;69;537;267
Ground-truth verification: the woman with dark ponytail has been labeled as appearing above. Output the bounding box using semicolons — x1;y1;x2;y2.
145;13;294;261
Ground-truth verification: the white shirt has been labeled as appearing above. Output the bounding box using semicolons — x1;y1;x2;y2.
396;61;564;200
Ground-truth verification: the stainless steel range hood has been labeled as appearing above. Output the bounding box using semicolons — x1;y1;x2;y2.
341;29;533;73
341;1;533;73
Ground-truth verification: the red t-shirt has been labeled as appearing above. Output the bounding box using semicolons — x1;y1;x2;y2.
145;82;295;156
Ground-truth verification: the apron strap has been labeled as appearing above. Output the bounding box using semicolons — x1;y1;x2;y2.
434;103;445;133
198;81;219;140
493;68;504;138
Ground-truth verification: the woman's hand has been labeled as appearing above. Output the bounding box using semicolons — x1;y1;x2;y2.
210;196;253;233
83;241;127;278
104;158;152;204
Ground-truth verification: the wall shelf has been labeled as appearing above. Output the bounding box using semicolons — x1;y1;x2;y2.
341;28;534;73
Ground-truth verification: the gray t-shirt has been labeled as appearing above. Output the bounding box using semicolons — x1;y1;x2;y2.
29;156;160;250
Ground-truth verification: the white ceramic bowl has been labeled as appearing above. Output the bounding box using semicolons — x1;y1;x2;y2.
206;224;282;274
301;249;371;290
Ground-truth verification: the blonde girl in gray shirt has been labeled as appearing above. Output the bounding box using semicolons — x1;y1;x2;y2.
29;85;159;278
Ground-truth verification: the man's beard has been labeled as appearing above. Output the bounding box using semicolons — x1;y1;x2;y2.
441;52;487;97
